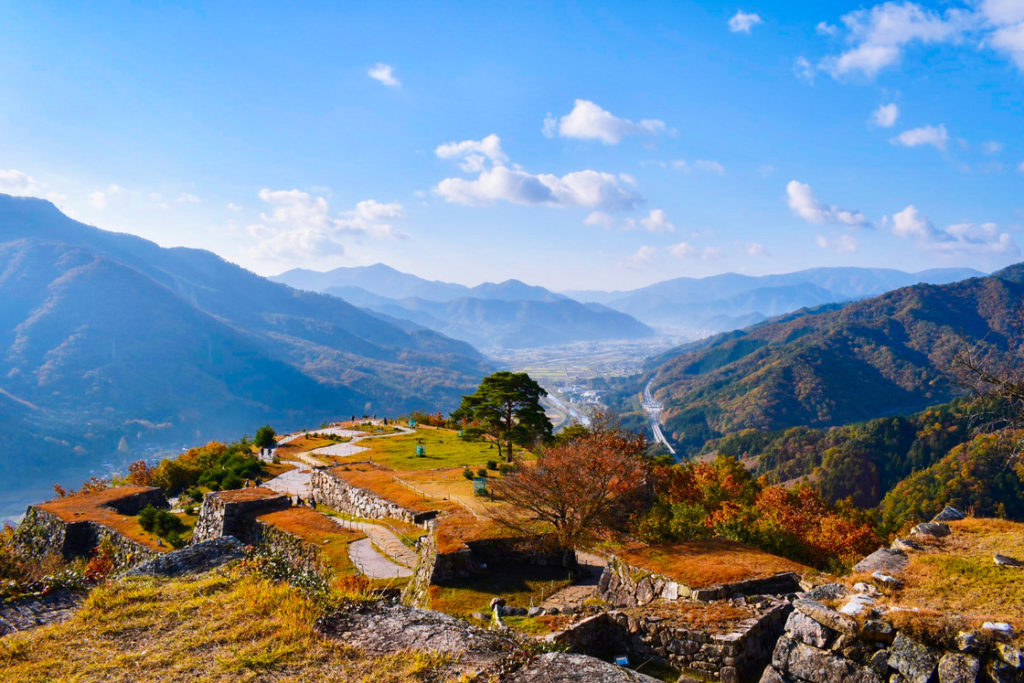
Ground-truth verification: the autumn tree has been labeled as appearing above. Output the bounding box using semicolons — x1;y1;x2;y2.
489;429;649;556
452;371;552;462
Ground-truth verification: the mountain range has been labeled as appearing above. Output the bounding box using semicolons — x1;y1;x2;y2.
635;265;1024;454
272;265;653;349
0;194;490;516
566;267;986;334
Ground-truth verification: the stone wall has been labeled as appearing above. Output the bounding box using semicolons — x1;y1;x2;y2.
252;518;329;577
552;598;791;683
760;592;1023;683
309;467;436;525
402;522;439;608
191;489;292;544
15;506;160;568
599;556;801;606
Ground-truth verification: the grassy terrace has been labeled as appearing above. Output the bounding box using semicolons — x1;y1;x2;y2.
355;427;529;471
613;538;808;588
36;487;178;553
428;563;573;620
864;517;1024;643
256;507;364;577
0;572;452;681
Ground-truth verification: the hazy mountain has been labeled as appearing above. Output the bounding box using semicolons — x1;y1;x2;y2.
639;266;1022;454
565;266;987;334
321;287;653;349
0;194;490;516
281;266;648;348
273;263;471;301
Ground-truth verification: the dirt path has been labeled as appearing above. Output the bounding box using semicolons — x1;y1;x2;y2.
540;551;606;610
348;538;413;579
330;517;419;568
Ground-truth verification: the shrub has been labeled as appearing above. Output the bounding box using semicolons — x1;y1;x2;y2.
462;468;474;480
476;468;487;478
498;463;515;475
254;425;277;449
138;505;187;546
486;460;498;470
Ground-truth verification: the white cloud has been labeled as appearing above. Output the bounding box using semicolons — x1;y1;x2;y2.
981;140;1004;155
983;0;1024;67
584;211;615;229
0;169;42;196
637;209;675;233
544;99;669;145
368;63;400;87
786;180;869;226
888;204;1018;254
669;241;696;258
794;56;816;83
248;189;403;261
89;184;123;209
435;134;508;172
728;10;763;34
870;103;900;127
434;133;642;211
892;124;949;150
175;192;200;204
816;21;839;37
626;245;657;266
746;242;768;256
672;159;725;174
815;233;859;252
820;3;970;79
228;202;242;211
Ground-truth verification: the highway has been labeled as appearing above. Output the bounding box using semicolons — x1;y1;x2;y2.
643;379;676;456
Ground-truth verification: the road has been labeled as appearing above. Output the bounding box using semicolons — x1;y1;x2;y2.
643;379;676;457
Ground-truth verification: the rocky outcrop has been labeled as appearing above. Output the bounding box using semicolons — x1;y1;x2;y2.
0;590;82;636
851;548;908;575
509;652;660;682
191;488;291;544
599;556;800;606
124;537;246;578
760;594;1021;683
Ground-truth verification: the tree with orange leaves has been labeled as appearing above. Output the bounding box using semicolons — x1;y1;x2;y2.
489;429;649;556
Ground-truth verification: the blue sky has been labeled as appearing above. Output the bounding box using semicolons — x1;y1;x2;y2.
1;1;1022;290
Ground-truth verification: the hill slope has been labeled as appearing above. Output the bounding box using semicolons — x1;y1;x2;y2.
0;194;490;515
643;265;1024;453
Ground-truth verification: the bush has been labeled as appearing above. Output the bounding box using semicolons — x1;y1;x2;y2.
486;460;498;470
254;425;277;449
476;468;487;478
462;468;474;480
498;463;515;475
138;505;187;546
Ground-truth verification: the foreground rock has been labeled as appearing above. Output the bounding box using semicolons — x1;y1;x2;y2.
509;652;659;682
0;590;82;635
124;537;246;578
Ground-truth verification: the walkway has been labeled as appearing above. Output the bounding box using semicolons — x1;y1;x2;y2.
348;538;413;579
539;551;607;611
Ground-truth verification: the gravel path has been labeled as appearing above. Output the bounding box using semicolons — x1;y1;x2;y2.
330;517;420;568
348;538;413;579
540;551;606;610
262;466;313;497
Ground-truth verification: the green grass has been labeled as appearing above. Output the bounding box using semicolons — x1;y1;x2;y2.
360;428;530;471
428;562;572;618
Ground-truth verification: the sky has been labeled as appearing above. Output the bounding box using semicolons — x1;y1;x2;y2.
1;1;1023;291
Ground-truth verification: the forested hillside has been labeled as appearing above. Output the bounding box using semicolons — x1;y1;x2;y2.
642;265;1024;454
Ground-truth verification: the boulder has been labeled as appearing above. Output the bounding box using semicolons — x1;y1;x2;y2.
123;537;245;578
982;622;1016;640
912;522;951;538
793;598;858;635
774;636;884;683
955;631;980;653
806;583;849;601
528;607;544;617
887;632;939;683
839;594;876;617
995;643;1023;669
993;554;1023;568
985;659;1020;683
861;620;895;644
853;548;909;576
871;571;904;590
509;652;660;682
892;538;924;552
931;506;965;522
937;652;979;683
786;610;834;648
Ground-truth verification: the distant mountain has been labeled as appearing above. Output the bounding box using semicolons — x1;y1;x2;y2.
279;266;650;349
322;288;652;349
564;266;987;334
0;194;490;516
639;265;1023;454
273;263;470;301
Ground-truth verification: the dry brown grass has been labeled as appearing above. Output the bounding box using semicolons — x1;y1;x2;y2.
0;571;455;681
616;539;808;588
36;487;171;553
215;487;285;503
256;508;365;576
870;517;1024;644
623;600;754;633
